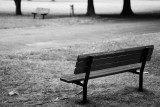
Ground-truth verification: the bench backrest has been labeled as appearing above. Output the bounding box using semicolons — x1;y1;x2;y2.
74;45;154;74
35;8;50;14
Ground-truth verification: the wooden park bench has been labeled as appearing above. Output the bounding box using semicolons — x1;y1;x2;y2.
32;8;50;19
60;45;154;103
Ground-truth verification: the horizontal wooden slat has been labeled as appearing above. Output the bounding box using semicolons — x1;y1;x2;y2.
76;60;90;68
91;59;141;71
76;45;154;68
74;67;89;74
76;52;142;68
92;53;142;66
61;64;141;83
77;49;143;63
74;45;154;74
77;45;153;63
75;58;141;74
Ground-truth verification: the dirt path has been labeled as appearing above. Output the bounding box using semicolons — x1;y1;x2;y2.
0;18;160;53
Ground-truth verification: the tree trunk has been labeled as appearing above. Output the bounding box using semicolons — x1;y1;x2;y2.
86;0;95;16
14;0;22;15
121;0;134;16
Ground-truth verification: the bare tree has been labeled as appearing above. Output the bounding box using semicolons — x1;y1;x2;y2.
14;0;22;15
121;0;134;16
86;0;95;16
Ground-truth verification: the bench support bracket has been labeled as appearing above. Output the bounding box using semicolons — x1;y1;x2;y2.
32;13;36;19
72;81;83;87
129;69;140;74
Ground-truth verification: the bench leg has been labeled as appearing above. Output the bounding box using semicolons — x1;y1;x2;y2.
82;56;93;104
139;49;148;92
42;15;45;19
41;14;47;19
32;13;36;19
34;14;36;19
83;85;88;104
139;71;143;91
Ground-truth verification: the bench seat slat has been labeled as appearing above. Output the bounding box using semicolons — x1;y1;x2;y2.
61;64;141;83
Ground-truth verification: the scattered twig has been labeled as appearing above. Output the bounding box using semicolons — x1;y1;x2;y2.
53;90;83;102
15;74;30;87
75;90;83;96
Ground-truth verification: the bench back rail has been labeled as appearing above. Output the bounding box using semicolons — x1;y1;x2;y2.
35;8;50;14
75;45;153;74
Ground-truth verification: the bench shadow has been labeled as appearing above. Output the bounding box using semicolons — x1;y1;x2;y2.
71;86;158;106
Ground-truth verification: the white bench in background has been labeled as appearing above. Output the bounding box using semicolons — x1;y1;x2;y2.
32;8;50;19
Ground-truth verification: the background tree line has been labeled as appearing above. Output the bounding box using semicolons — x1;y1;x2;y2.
13;0;133;16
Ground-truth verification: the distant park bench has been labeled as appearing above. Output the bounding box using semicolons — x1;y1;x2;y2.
60;45;154;103
32;8;50;19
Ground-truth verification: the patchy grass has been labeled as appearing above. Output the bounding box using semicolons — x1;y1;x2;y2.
0;14;114;29
1;0;160;106
1;33;160;107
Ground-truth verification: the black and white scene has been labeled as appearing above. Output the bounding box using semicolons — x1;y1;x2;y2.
0;0;160;106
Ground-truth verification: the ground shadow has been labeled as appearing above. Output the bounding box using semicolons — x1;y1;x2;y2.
68;86;160;106
90;87;158;106
97;12;160;20
48;12;160;22
1;11;160;21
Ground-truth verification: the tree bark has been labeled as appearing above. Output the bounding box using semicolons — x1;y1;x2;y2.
121;0;134;16
86;0;95;16
14;0;22;15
